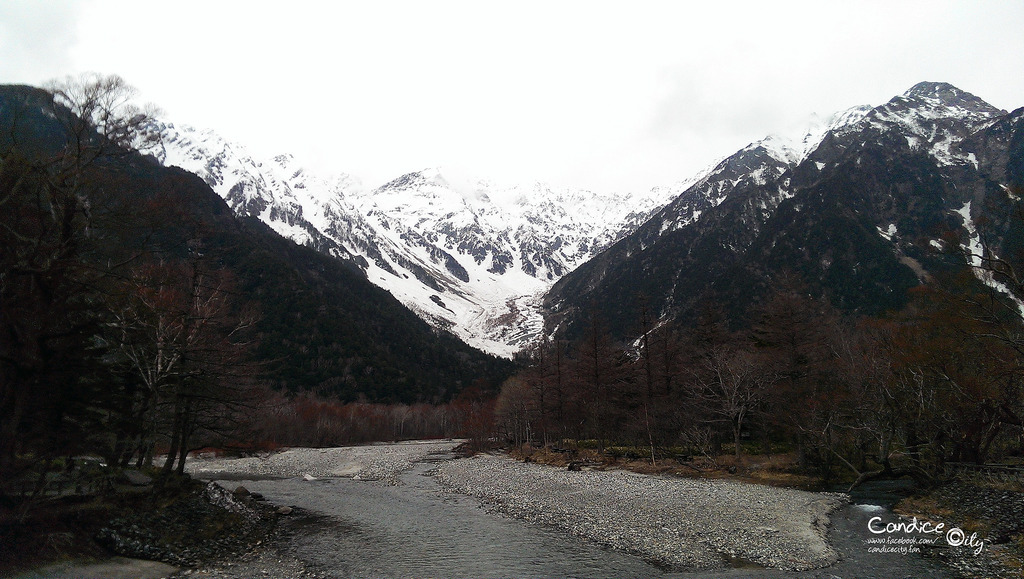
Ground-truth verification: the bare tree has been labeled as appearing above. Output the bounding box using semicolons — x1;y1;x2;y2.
495;377;535;448
45;73;161;160
109;254;258;474
692;344;775;460
1;75;160;497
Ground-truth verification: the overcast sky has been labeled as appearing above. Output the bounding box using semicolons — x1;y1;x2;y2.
2;0;1023;193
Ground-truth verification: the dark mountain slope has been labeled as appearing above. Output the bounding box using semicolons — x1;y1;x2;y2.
544;140;802;338
545;83;1023;341
0;84;512;403
227;214;512;401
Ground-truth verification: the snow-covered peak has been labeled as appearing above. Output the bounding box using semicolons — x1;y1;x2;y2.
153;122;676;357
723;105;874;171
154;121;362;204
797;104;873;158
862;82;1005;166
879;81;1004;128
367;166;668;231
900;81;1003;115
752;133;802;165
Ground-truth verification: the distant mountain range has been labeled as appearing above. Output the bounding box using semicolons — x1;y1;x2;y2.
154;81;1023;353
154;126;670;355
5;78;1020;405
546;82;1024;341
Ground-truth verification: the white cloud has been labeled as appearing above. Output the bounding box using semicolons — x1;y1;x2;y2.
0;1;83;84
4;0;1024;193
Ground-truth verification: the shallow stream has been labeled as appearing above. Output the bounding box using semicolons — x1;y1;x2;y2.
209;453;955;579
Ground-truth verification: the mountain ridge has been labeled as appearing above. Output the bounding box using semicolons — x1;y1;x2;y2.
153;80;1021;353
544;81;1023;342
154;124;675;356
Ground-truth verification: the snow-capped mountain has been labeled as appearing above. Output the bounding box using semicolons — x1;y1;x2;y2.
155;123;367;261
862;81;1004;165
153;124;671;356
351;168;669;354
153;81;1019;353
639;103;874;242
546;82;1022;341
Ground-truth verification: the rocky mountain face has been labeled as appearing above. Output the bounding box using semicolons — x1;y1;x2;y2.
545;82;1023;341
154;127;671;356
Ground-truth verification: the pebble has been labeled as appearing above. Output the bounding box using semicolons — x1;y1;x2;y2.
185;440;457;486
434;454;846;571
908;480;1024;579
96;482;274;569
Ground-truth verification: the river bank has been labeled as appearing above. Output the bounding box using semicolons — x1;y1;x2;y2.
2;476;278;579
11;441;1010;578
179;441;964;578
185;441;844;572
435;452;843;570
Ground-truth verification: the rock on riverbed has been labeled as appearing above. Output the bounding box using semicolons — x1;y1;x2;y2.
435;453;846;571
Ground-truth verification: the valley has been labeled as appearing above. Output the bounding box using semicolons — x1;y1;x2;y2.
152;82;1024;357
154;128;671;356
2;76;1023;579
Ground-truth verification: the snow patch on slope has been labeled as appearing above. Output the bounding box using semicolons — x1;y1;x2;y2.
867;83;1005;166
956;201;1024;319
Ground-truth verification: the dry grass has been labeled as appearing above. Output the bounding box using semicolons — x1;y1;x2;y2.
698;452;821;489
893;494;961;525
955;472;1024;493
510;445;606;468
616;459;682;476
507;444;819;489
993;537;1024;572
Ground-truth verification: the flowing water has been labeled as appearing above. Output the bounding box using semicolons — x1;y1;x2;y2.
226;458;667;578
210;455;956;579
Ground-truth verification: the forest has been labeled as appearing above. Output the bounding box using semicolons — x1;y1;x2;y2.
497;265;1024;487
0;77;263;490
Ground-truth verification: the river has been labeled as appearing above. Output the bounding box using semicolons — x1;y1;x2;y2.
191;447;955;579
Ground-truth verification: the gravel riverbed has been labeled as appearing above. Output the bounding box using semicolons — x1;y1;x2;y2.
434;453;845;571
12;442;979;578
186;441;845;574
185;440;457;484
